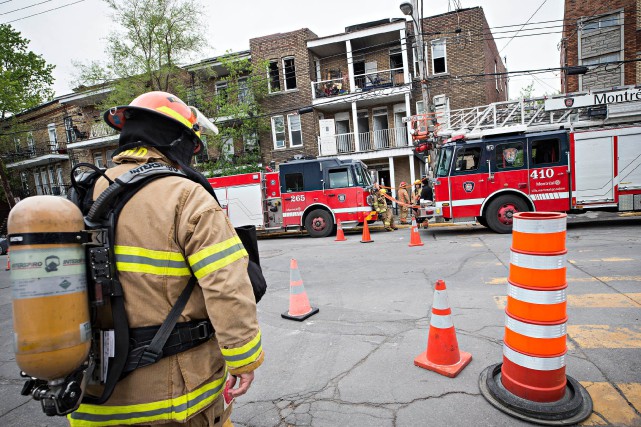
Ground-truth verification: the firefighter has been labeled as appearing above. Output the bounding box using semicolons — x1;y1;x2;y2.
68;91;264;427
374;188;395;231
412;179;422;217
398;181;411;224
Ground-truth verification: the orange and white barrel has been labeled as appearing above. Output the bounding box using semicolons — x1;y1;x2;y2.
8;196;91;381
501;211;569;403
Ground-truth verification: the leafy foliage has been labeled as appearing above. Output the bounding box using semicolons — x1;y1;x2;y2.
73;0;206;109
0;24;55;119
190;52;270;176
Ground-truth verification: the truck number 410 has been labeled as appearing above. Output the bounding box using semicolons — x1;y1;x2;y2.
530;168;555;179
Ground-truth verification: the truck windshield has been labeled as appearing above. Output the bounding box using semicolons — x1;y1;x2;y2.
354;164;372;187
436;146;454;177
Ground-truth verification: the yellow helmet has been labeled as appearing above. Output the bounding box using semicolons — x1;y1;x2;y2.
414;180;422;185
379;188;387;194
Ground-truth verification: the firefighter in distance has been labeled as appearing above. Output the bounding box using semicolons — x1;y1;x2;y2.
374;188;396;231
397;182;411;224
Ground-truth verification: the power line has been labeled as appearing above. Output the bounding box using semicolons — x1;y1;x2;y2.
500;0;548;53
0;0;52;16
0;0;15;4
1;0;85;24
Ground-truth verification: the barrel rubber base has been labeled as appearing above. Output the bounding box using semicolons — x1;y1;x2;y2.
479;363;593;426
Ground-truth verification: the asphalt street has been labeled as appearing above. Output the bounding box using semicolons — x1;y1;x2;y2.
0;212;640;426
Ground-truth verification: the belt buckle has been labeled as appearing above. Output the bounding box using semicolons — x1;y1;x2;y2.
192;321;210;340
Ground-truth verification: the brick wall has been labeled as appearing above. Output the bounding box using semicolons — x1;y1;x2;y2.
250;28;319;165
562;0;638;92
409;7;508;112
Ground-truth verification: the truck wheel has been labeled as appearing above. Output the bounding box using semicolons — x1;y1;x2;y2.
485;195;528;234
476;216;488;228
305;209;334;238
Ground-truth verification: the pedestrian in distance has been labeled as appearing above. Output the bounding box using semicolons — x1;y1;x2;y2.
68;91;264;427
421;176;434;202
398;181;411;224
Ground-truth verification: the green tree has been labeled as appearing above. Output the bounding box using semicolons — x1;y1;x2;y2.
73;0;206;108
0;24;55;207
0;24;55;119
191;52;270;176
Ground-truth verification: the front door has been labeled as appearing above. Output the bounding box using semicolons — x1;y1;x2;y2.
449;144;486;220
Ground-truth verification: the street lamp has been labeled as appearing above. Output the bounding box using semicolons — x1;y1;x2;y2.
400;1;430;121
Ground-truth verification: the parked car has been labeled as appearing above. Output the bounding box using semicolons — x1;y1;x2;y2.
0;237;8;255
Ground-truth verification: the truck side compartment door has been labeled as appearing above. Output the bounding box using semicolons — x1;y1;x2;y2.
527;133;570;211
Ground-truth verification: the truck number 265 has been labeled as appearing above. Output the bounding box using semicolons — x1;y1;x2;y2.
291;195;306;202
530;168;555;179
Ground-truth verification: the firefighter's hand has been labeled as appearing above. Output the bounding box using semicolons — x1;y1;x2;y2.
375;208;381;212
227;372;254;398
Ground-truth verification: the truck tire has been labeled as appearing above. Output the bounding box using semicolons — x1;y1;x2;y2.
305;209;334;238
485;195;528;234
476;216;488;228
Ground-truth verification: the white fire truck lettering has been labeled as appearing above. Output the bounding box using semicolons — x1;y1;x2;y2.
291;195;305;202
530;169;555;180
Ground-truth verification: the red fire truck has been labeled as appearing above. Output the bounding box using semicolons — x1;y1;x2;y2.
207;157;376;237
419;125;641;233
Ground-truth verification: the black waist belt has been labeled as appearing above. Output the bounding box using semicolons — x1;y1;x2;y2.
123;320;214;374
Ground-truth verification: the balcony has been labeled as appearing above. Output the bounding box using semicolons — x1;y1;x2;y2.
5;144;69;170
318;127;410;157
312;68;407;102
66;121;119;150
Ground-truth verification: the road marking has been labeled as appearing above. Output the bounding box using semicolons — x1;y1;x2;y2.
568;325;641;349
580;382;641;425
486;276;641;285
494;293;641;309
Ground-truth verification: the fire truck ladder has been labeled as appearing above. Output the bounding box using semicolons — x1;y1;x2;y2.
437;97;603;139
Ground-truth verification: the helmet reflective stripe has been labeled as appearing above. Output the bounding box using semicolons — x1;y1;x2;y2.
156;105;198;135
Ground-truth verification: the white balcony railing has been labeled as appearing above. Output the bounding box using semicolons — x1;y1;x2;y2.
311;67;406;101
318;127;410;156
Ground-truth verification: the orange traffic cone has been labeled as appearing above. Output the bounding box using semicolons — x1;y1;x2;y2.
360;219;373;243
408;218;424;247
335;219;347;241
281;258;319;321
414;280;472;377
5;248;10;271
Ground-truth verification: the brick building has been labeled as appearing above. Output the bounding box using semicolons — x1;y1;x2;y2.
253;7;507;200
560;0;640;93
4;98;86;199
249;29;319;165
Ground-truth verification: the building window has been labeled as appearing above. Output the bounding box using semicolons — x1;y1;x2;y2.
578;12;623;90
56;166;66;196
495;60;499;91
431;39;447;74
27;132;35;152
238;78;251;104
106;149;116;168
413;45;428;78
287;114;302;147
48;123;58;151
581;13;620;32
282;57;297;90
40;168;50;195
94;152;104;169
268;60;280;93
271;116;285;149
216;81;228;104
34;171;42;195
244;132;258;152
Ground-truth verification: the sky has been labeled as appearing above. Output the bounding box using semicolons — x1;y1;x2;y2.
3;0;565;100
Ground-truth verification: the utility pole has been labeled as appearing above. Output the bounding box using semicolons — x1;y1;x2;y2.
400;0;434;174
